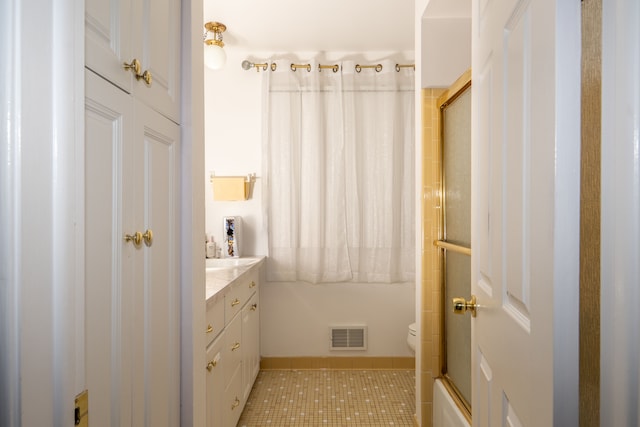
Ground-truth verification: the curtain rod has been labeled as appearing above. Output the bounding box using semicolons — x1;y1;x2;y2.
242;61;415;73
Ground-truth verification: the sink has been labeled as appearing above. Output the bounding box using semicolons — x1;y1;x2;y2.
205;257;260;270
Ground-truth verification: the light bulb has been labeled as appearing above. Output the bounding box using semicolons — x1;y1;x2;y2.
205;44;226;70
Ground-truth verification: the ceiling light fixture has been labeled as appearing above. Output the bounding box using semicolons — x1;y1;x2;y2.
203;21;227;70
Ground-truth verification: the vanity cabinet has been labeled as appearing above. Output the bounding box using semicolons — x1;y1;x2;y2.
205;264;261;427
85;0;181;122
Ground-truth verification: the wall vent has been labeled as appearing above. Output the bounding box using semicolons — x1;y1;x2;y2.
329;326;367;351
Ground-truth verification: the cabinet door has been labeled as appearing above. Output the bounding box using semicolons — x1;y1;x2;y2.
85;0;133;94
131;0;181;122
86;0;181;122
85;69;136;427
242;291;260;401
130;99;181;427
206;334;225;427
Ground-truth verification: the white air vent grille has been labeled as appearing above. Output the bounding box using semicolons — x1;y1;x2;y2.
330;326;367;350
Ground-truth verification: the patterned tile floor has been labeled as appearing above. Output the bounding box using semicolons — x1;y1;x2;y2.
237;370;416;426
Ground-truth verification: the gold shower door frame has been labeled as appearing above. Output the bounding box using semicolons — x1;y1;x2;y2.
435;69;472;423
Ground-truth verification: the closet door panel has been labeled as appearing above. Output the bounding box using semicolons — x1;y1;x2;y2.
131;100;181;427
85;0;133;93
84;69;135;427
131;0;181;122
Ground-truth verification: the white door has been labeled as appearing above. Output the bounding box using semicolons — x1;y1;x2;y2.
85;69;180;427
471;0;580;425
130;98;181;427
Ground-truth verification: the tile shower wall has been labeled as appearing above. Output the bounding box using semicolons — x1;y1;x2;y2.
420;88;445;427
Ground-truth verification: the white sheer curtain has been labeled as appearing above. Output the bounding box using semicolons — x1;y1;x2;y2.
262;58;414;284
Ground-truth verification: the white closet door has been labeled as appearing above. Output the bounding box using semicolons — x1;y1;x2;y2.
130;98;181;427
84;69;136;427
131;0;181;122
85;0;133;93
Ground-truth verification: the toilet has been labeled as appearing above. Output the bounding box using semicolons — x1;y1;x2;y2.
407;322;417;353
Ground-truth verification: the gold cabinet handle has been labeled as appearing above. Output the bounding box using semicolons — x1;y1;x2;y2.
250;303;258;311
206;360;217;372
206;324;213;334
124;231;142;246
452;295;478;317
231;342;240;351
231;397;240;410
231;298;240;307
123;58;141;75
137;69;152;86
249;281;256;288
142;229;153;247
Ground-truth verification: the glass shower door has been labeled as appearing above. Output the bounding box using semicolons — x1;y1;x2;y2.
437;79;472;416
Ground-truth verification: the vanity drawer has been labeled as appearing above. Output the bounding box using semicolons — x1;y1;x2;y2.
225;270;258;320
205;293;225;345
223;313;242;388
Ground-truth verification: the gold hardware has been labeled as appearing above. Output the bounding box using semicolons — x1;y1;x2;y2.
231;298;240;307
452;295;478;317
249;281;256;288
231;397;240;410
123;58;152;85
74;390;88;427
137;69;152;86
124;231;143;246
434;240;472;256
123;58;141;75
250;303;257;311
206;324;213;333
206;360;217;371
231;342;240;351
142;229;153;246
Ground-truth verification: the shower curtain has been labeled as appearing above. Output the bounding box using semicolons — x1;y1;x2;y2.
262;58;415;284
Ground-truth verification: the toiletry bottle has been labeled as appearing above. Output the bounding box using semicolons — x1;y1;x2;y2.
206;235;216;258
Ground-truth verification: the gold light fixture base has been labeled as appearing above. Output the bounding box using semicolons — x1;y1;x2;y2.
204;21;226;47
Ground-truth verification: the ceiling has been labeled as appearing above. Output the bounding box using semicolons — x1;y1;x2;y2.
203;0;416;53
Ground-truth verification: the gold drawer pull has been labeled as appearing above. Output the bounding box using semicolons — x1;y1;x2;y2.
231;342;240;351
231;298;240;307
249;281;256;288
231;397;240;410
142;228;153;246
206;360;217;372
250;303;258;311
206;324;213;334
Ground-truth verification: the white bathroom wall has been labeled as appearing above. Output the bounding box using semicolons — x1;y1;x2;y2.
205;48;416;357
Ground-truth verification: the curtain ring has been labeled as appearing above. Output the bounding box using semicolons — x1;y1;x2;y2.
355;64;362;73
290;63;296;72
375;64;383;72
332;64;339;73
395;64;401;72
271;63;277;71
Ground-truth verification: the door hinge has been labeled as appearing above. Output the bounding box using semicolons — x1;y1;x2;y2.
74;390;88;426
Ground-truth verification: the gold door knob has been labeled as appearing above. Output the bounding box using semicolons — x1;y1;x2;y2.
124;231;142;246
250;303;257;311
452;295;477;317
123;58;141;75
206;324;213;334
231;342;240;351
137;69;152;86
231;298;240;307
142;229;153;247
249;281;256;288
206;360;217;372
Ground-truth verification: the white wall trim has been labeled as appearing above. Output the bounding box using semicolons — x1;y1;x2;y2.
601;0;640;424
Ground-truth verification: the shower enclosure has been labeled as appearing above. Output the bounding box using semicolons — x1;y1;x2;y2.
435;74;472;422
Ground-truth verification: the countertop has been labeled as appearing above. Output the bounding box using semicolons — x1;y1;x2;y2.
205;256;265;302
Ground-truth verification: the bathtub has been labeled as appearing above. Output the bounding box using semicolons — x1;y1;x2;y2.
433;379;471;427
